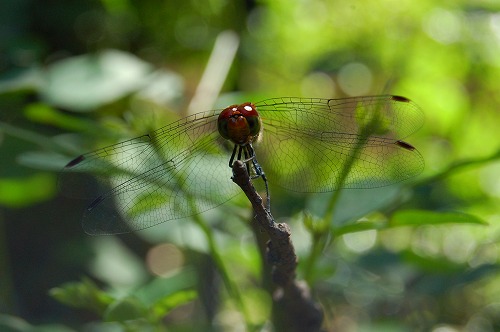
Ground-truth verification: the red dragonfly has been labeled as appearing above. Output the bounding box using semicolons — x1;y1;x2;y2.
59;96;424;235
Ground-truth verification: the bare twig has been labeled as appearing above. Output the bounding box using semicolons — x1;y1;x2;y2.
231;160;323;332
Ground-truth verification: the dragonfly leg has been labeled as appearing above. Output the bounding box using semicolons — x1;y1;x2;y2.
228;144;238;167
229;144;252;181
241;146;252;175
229;143;271;212
244;144;271;212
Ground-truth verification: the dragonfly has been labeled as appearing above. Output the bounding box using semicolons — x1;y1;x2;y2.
59;95;424;235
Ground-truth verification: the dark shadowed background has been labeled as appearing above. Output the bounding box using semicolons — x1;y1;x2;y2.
1;0;500;331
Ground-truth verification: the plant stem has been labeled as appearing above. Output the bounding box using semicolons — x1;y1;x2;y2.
191;212;253;330
232;161;323;332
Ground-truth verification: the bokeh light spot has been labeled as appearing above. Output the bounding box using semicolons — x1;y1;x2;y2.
338;62;373;96
146;243;184;277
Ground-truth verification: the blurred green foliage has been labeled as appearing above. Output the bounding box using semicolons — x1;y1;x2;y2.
1;0;500;331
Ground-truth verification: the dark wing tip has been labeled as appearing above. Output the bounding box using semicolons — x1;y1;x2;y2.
65;155;85;168
83;195;132;235
88;195;105;210
391;95;411;102
395;140;416;151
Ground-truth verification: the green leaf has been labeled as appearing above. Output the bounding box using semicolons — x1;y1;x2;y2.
49;278;113;315
24;102;95;132
0;67;42;94
390;210;488;227
0;314;76;332
0;314;31;332
334;219;386;236
103;297;147;322
40;50;152;112
401;249;464;273
307;185;401;226
135;268;197;305
334;210;487;236
17;151;70;171
151;290;198;319
302;212;329;236
0;174;56;207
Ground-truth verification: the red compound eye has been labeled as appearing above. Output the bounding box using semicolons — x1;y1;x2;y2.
217;102;261;144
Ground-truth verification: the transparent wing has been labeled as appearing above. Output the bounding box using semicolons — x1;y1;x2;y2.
60;95;425;234
255;96;424;192
59;110;238;235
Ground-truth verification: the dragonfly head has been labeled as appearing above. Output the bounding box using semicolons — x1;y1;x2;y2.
218;102;262;145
